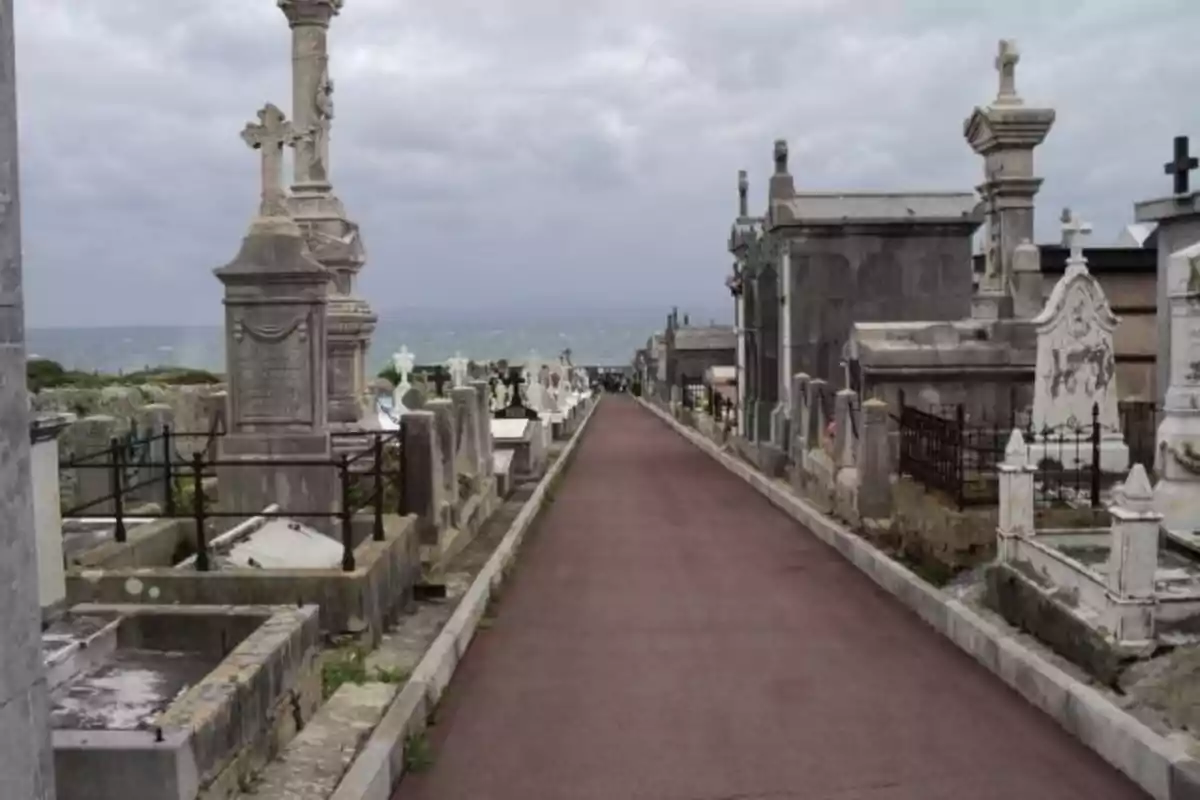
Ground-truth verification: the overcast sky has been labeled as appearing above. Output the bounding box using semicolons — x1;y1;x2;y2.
14;0;1200;327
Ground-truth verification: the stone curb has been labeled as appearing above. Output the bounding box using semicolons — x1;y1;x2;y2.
330;398;602;800
637;398;1200;800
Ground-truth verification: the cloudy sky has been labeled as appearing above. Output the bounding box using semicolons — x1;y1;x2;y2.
14;0;1200;327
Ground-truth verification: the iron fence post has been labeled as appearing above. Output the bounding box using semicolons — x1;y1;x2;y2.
1091;402;1102;507
372;434;385;542
162;424;176;517
110;436;127;543
340;454;356;572
955;405;966;509
192;453;209;572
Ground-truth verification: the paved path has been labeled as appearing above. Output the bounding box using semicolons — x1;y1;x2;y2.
396;397;1147;800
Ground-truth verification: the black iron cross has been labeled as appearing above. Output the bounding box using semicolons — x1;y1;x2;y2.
430;366;450;397
1165;135;1199;195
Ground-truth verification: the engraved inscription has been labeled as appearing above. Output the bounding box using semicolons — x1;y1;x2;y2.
234;309;313;423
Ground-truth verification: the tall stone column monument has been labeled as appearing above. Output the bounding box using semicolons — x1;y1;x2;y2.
964;40;1056;320
0;1;56;795
278;0;378;434
215;104;335;527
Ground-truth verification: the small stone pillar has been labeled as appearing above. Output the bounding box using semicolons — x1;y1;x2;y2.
1105;465;1163;644
832;389;858;471
1011;239;1043;319
470;380;493;477
215;103;334;528
997;430;1036;562
31;414;72;620
400;411;444;547
131;402;174;508
426;399;458;519
805;379;829;456
66;414;120;514
450;387;481;487
857;398;893;521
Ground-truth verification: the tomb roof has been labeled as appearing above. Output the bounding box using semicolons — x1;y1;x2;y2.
772;191;982;227
674;326;735;351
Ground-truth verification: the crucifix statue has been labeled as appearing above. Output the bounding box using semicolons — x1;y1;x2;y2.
1062;210;1093;266
241;103;304;218
994;39;1021;104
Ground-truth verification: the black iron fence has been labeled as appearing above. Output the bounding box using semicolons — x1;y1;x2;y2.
897;393;1151;510
60;427;404;574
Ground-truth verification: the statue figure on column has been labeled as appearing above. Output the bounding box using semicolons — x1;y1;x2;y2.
312;66;334;183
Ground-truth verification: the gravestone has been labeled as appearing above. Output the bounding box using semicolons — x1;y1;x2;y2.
215;103;335;528
1153;239;1200;532
447;352;469;389
1135;135;1200;405
1028;213;1128;471
0;1;56;789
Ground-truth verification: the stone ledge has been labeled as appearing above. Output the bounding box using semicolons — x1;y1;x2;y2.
637;397;1200;800
328;397;601;800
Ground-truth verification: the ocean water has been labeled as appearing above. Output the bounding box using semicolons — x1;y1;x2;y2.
27;308;731;375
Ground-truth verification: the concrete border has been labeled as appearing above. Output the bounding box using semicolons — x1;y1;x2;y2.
638;398;1200;800
329;396;602;800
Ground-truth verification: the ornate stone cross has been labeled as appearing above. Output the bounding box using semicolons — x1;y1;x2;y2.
1062;211;1093;265
1164;135;1199;196
994;39;1020;104
241;103;302;218
392;346;414;386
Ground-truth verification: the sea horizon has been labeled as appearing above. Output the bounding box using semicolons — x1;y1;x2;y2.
26;307;732;375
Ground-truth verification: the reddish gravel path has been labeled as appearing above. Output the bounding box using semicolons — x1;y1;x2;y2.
395;397;1147;800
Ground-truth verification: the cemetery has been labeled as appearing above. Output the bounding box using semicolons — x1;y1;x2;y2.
4;1;1200;797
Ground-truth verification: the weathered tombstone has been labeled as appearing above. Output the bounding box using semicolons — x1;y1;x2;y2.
215;103;335;528
1028;213;1128;471
1153;239;1200;532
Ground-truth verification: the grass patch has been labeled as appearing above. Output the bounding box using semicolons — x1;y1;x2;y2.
404;732;435;773
321;647;412;698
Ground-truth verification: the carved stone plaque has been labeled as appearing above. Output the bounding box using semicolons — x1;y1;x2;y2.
233;308;314;425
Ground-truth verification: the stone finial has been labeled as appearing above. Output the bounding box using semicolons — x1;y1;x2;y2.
278;0;343;27
994;39;1021;105
1061;210;1093;268
1004;428;1028;466
773;139;789;175
1118;464;1155;512
737;170;749;217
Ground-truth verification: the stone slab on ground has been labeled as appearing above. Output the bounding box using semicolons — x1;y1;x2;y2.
639;397;1200;800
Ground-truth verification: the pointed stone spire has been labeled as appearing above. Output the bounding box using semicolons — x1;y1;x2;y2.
1118;464;1155;513
1004;428;1028;466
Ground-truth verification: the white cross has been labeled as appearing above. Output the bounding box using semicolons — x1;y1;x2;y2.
1062;211;1093;265
447;352;470;388
995;39;1020;103
392;346;415;386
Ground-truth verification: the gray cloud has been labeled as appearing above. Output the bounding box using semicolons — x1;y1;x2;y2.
14;0;1200;326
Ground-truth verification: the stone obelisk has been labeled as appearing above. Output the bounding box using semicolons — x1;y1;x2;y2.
278;0;378;438
0;0;56;796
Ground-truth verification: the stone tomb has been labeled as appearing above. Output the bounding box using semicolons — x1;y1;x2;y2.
490;417;547;481
62;512;420;647
46;603;320;800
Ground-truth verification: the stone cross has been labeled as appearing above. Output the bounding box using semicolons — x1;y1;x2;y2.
447;352;469;388
1062;211;1093;265
995;39;1020;104
1164;135;1199;196
241;103;301;218
392;346;414;387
